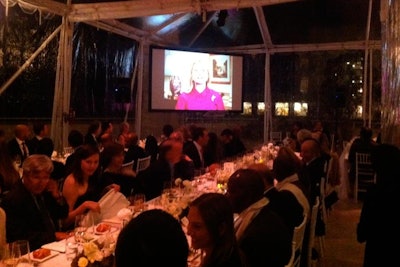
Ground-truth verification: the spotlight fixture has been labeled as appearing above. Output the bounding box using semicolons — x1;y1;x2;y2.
216;10;228;27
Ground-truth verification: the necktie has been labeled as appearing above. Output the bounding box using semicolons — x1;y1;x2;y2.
199;147;204;168
21;142;28;158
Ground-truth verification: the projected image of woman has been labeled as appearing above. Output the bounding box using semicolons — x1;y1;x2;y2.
175;60;225;110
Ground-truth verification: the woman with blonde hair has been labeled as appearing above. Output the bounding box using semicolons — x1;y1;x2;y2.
175;59;225;110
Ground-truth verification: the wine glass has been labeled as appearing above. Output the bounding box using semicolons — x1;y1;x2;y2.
74;214;94;243
12;240;32;267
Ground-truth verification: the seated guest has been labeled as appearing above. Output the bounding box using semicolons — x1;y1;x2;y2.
183;126;208;173
124;131;148;171
7;124;31;166
27;121;50;155
273;146;310;218
299;138;328;204
203;131;224;168
137;139;194;200
226;168;292;267
160;123;174;143
100;121;114;141
65;129;84;175
84;121;101;148
0;154;68;250
248;163;298;234
0;140;20;199
100;142;138;197
187;192;245;267
220;128;246;160
183;126;219;174
36;137;66;183
61;144;120;230
117;121;130;149
144;134;159;163
115;209;189;267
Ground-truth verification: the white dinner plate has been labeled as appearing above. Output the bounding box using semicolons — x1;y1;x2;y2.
30;250;59;263
94;223;118;235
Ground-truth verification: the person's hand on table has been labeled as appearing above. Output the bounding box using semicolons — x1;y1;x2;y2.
55;231;72;241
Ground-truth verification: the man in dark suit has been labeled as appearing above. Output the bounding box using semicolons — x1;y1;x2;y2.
0;154;69;250
84;121;101;148
226;168;292;267
27;121;49;155
137;139;194;200
7;124;31;166
220;128;246;160
183;126;209;174
124;131;148;171
248;163;300;236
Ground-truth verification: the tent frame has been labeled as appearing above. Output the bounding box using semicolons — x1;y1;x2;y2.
1;0;380;150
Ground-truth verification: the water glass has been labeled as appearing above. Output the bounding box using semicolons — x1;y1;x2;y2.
65;236;78;261
1;243;17;267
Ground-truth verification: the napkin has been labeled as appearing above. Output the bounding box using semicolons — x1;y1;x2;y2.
41;240;66;253
117;208;133;221
87;190;130;224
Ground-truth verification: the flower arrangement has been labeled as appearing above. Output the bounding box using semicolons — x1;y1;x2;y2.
71;235;115;267
160;178;194;219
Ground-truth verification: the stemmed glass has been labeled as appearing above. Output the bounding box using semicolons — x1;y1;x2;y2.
74;214;94;243
13;240;32;267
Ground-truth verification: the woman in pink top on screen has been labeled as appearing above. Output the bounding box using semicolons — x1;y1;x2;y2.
175;59;225;111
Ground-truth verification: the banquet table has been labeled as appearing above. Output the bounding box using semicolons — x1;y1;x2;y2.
33;173;221;267
30;150;277;267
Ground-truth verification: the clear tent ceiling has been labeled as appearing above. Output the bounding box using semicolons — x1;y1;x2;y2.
3;0;381;52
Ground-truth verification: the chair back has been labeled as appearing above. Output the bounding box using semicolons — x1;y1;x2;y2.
319;177;328;224
0;207;6;246
122;160;134;170
354;152;376;202
307;197;320;267
136;156;152;174
285;214;308;267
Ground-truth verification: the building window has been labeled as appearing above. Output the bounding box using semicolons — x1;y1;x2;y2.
257;102;265;115
275;102;289;116
293;102;308;116
243;102;252;115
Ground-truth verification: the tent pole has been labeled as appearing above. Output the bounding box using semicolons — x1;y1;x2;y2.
134;42;144;138
51;17;74;152
264;52;272;144
362;0;373;126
